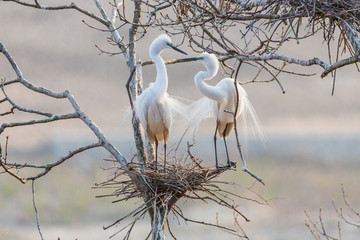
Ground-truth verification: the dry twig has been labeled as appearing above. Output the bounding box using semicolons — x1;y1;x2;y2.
305;185;360;240
95;149;267;239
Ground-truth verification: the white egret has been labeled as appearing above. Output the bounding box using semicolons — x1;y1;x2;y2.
135;34;187;172
187;52;264;184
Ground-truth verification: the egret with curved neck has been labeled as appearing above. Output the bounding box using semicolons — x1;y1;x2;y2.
135;34;187;172
189;52;264;184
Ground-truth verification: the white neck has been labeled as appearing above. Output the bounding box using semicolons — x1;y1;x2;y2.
150;52;168;95
194;70;223;102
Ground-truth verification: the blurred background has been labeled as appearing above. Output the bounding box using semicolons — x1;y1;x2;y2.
0;1;360;239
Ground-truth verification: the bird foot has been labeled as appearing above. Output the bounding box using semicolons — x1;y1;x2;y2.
148;162;158;172
216;164;233;173
226;161;236;168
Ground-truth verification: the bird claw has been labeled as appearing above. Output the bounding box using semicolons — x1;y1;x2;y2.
226;161;236;168
216;164;233;173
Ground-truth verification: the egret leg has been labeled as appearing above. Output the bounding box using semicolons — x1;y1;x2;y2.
213;121;219;170
163;141;167;173
155;138;158;171
223;124;231;167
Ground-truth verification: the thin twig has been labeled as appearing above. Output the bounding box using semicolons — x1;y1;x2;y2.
172;207;237;233
224;79;265;185
32;180;44;240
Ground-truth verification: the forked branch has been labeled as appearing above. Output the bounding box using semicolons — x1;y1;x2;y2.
0;41;129;180
305;185;360;240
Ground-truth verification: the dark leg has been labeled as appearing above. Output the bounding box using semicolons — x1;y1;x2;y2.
223;124;231;167
163;141;167;173
155;138;158;171
213;121;219;170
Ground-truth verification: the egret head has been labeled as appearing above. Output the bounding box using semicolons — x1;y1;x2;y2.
181;52;219;74
198;52;219;74
149;34;187;57
180;52;219;83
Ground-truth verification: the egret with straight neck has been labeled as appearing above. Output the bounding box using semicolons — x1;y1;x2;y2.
135;34;187;172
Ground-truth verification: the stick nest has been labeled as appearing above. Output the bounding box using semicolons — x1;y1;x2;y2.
140;160;225;196
95;149;268;238
96;155;233;203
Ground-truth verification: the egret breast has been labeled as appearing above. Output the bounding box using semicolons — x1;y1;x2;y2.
146;97;171;143
215;79;244;138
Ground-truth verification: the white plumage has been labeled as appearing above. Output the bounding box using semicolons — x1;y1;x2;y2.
190;52;262;170
135;34;187;172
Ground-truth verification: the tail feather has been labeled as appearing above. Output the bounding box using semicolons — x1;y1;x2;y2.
239;93;265;143
165;93;194;126
187;96;217;140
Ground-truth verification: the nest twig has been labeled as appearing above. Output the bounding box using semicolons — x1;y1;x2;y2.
96;154;232;205
94;147;266;239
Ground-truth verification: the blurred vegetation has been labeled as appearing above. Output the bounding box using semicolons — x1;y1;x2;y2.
1;137;360;239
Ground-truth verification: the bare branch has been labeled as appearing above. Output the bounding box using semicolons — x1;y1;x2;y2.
0;112;78;134
172;207;237;233
126;66;148;171
32;180;44;240
94;0;130;64
1;142;102;182
306;185;360;240
0;149;26;184
0;43;69;98
235;0;272;8
166;0;360;85
1;85;54;117
3;1;360;239
110;0;124;24
2;0;108;25
1;41;129;172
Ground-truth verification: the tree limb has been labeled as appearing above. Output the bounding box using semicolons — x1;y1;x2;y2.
2;0;108;25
